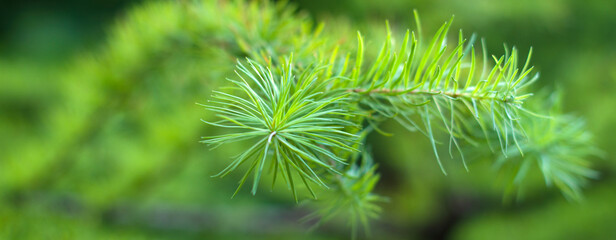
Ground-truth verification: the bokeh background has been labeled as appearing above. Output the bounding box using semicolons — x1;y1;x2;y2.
1;0;615;239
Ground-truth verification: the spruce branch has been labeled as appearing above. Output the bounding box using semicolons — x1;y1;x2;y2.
200;4;599;237
338;15;537;174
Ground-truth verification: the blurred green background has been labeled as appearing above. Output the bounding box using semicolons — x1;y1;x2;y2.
1;0;615;239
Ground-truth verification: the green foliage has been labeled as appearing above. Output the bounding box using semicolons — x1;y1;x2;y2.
303;149;387;239
202;6;599;237
494;95;600;200
202;58;360;200
1;0;608;239
347;19;537;175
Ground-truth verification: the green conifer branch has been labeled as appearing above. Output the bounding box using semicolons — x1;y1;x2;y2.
195;0;599;237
